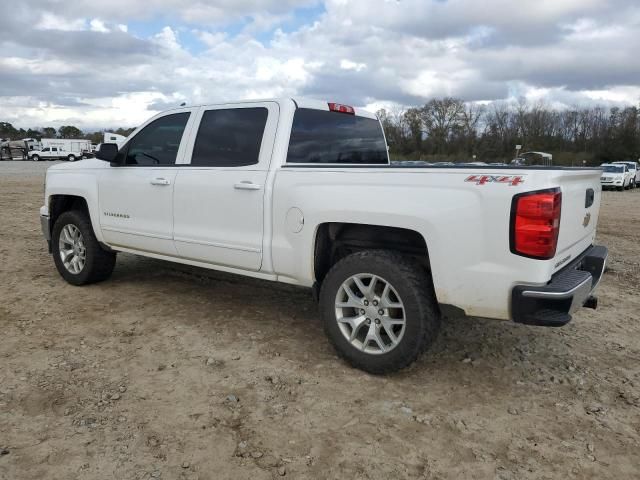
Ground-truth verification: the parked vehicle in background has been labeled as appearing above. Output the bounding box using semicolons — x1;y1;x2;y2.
103;132;127;146
0;138;40;160
39;98;607;373
600;164;629;191
22;137;41;152
41;138;92;159
612;161;639;188
29;146;71;161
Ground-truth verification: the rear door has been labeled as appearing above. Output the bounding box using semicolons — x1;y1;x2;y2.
173;102;278;271
98;109;195;255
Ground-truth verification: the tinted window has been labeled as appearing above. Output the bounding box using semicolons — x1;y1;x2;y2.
286;108;388;164
603;165;623;173
191;108;268;167
124;113;189;166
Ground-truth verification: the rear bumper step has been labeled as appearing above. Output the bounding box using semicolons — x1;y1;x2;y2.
511;245;607;327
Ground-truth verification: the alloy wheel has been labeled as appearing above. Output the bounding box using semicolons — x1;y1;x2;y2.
334;273;406;354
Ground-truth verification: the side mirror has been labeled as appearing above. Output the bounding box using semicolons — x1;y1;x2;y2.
96;143;119;163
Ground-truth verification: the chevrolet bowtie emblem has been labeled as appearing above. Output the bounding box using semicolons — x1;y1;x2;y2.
583;212;591;227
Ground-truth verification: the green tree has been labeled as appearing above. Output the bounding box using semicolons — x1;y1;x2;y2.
84;131;103;145
0;122;18;139
58;125;83;139
115;127;135;137
42;127;57;138
26;128;41;139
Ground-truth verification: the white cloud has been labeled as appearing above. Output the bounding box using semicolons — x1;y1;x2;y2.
35;12;86;31
89;19;110;33
340;60;366;72
583;86;640;104
153;26;182;51
1;0;639;129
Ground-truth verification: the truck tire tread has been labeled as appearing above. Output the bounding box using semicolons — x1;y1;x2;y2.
319;249;440;374
52;210;116;285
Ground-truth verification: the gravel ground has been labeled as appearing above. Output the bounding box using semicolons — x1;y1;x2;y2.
1;161;639;479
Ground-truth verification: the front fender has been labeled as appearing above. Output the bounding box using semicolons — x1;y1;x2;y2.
45;170;104;243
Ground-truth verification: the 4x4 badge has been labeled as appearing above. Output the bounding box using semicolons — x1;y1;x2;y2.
464;175;524;186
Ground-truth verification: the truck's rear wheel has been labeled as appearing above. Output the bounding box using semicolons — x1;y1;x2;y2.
52;210;116;285
319;250;440;374
67;154;76;162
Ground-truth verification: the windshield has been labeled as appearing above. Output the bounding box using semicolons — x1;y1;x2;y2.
602;165;624;173
614;163;635;171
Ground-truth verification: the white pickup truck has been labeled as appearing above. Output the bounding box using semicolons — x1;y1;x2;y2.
40;98;608;373
29;146;83;162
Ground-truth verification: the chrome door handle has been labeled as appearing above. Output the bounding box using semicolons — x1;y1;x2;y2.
150;178;171;186
234;181;262;190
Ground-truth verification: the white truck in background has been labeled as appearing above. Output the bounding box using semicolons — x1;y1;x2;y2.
103;132;127;146
29;138;92;162
39;98;608;373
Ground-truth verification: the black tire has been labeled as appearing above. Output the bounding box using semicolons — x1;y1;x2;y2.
67;154;76;162
319;250;440;374
52;210;116;286
31;154;40;161
617;186;624;191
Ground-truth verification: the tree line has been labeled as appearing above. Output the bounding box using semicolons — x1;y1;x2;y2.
377;98;640;165
0;122;135;145
2;98;639;165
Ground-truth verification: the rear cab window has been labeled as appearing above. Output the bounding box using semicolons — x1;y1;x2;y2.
286;108;388;164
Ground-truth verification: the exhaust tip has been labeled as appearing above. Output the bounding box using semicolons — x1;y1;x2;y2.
584;295;598;310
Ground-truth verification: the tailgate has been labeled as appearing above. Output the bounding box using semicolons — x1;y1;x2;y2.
553;169;601;272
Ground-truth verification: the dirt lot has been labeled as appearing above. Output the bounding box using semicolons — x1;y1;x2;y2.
1;161;639;480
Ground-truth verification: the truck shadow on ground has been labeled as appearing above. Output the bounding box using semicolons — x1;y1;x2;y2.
105;252;574;385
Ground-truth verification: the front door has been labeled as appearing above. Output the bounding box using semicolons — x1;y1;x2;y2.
173;102;278;271
98;110;194;256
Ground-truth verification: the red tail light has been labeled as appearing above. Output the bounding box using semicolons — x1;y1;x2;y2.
510;189;562;259
328;102;355;114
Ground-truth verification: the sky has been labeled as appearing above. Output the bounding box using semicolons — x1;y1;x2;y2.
1;0;639;130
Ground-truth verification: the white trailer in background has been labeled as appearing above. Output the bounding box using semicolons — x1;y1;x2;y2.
103;132;127;146
41;138;92;155
0;138;41;160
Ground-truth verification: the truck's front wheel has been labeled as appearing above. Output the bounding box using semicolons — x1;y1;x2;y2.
52;210;116;285
319;250;440;374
